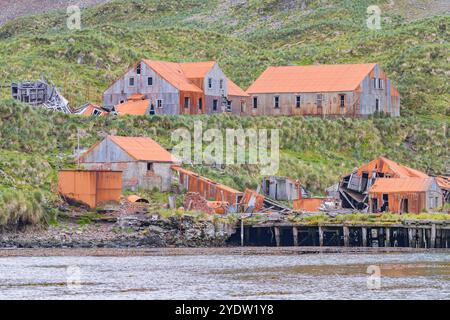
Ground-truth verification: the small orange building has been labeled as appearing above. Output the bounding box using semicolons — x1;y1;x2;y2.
58;170;122;209
369;177;443;214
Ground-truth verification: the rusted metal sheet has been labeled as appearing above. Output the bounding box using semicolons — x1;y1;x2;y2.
58;170;122;209
293;198;324;212
240;189;265;212
172;166;243;205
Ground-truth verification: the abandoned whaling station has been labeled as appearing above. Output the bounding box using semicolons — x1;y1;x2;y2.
55;133;450;249
9;59;400;118
8;59;447;249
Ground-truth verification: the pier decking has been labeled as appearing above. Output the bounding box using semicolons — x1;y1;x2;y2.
229;220;450;248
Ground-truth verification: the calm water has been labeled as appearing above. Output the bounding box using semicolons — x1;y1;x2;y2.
0;252;449;300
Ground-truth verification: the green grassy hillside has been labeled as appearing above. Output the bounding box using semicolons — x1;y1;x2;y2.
0;0;448;227
0;0;448;116
0;100;447;226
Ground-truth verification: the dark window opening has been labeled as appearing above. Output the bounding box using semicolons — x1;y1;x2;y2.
274;96;280;109
208;78;212;89
198;98;203;110
147;163;154;172
375;99;380;112
184;97;190;109
147;77;153;86
157;99;162;108
296;95;301;108
149;104;155;115
129;77;135;86
317;94;323;108
253;97;258;109
226;100;232;112
340;94;346;108
136;63;141;75
220;79;223;89
92;109;101;116
213;99;218;111
381;194;389;212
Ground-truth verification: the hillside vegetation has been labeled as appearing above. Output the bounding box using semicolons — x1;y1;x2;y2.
0;101;447;227
0;0;448;116
0;0;448;227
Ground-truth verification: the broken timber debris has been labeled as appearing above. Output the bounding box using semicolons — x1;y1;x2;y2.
11;77;71;114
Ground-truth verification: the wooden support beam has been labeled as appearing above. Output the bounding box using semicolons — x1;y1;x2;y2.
318;226;324;247
385;227;390;247
274;227;281;247
293;227;298;246
408;228;415;248
362;227;367;247
430;224;436;249
343;226;349;247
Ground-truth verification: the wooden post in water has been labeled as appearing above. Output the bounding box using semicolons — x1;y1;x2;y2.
343;226;349;247
318;226;324;247
423;228;427;249
385;227;390;247
408;228;414;248
430;224;436;248
240;218;244;247
293;227;298;246
274;227;281;247
362;227;367;247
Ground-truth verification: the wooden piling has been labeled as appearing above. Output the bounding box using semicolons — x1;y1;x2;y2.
430;224;436;249
343;226;349;247
274;227;281;247
318;226;324;247
385;227;390;247
362;227;367;247
408;228;414;248
293;227;298;246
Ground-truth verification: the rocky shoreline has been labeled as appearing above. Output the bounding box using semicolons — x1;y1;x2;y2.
0;214;236;249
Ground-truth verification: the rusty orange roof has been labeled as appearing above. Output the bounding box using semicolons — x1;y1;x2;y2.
228;79;249;97
142;60;204;93
247;63;377;94
128;93;146;101
77;103;107;117
116;99;150;116
369;178;433;193
436;176;450;190
179;61;216;79
357;156;428;179
109;136;175;162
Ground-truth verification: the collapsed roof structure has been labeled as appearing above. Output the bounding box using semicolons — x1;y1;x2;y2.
11;77;71;113
337;156;443;213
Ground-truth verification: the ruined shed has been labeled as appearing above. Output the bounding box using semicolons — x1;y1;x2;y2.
58;170;122;209
369;177;443;214
261;176;307;201
79;136;176;192
172;166;243;205
338;156;435;213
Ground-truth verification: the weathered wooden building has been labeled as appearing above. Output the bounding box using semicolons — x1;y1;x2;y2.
79;136;176;192
369;177;443;214
338;156;443;213
261;176;307;201
103;59;247;115
246;63;400;117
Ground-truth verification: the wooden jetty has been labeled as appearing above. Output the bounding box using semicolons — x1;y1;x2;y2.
229;220;450;249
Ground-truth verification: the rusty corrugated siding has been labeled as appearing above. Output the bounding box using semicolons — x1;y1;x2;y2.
173;166;243;204
58;170;122;209
293;198;324;212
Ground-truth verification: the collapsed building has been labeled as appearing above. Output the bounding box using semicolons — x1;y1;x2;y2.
436;176;450;203
261;176;308;201
11;78;71;113
337;156;444;213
